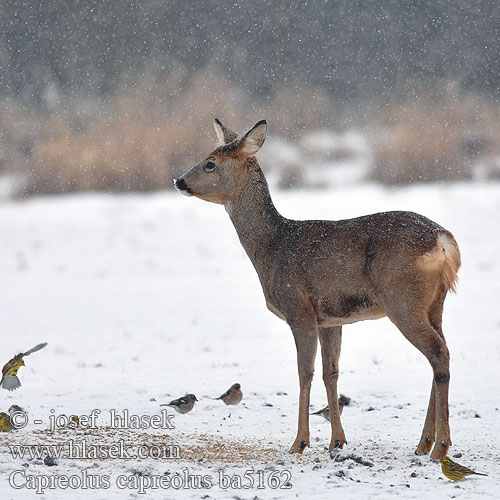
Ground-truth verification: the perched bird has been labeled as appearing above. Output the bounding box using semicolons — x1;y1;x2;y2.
215;383;243;405
1;343;48;391
8;404;25;415
312;405;341;420
161;394;198;414
440;456;488;481
68;415;80;428
312;394;351;420
312;405;333;419
0;412;13;432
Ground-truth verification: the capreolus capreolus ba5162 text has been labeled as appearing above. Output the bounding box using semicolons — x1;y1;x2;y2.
175;119;460;460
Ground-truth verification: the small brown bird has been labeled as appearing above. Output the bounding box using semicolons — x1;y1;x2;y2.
312;394;351;420
1;343;48;391
215;383;243;405
161;394;198;414
440;456;488;481
8;404;24;415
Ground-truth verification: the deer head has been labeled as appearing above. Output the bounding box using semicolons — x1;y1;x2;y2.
174;119;267;205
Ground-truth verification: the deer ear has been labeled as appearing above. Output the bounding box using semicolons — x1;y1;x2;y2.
214;118;238;145
239;120;267;156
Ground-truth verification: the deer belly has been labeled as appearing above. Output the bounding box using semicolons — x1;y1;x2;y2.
318;296;386;326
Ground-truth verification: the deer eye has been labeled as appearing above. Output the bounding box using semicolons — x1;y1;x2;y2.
204;161;216;172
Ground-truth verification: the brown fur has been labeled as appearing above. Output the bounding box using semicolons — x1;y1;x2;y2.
175;120;461;460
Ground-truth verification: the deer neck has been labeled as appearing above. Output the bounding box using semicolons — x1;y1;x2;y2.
224;167;284;260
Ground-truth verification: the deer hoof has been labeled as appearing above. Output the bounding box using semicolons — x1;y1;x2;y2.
329;439;346;452
289;439;309;454
416;434;434;455
430;442;448;461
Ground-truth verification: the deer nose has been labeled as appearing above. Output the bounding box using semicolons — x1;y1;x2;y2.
174;178;192;194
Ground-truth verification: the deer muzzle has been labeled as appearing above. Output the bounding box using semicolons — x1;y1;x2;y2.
173;178;192;196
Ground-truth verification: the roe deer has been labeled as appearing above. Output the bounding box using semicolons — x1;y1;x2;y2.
174;119;461;459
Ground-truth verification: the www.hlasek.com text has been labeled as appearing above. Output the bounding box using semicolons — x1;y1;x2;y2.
9;439;180;461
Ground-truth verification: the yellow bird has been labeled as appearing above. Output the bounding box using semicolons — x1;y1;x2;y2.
1;343;48;391
0;412;13;432
441;456;488;481
68;415;80;428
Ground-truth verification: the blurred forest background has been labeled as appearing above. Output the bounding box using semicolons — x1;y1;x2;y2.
1;0;500;196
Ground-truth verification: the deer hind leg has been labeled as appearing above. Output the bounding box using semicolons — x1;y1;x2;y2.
415;286;448;455
289;317;318;454
386;309;450;460
319;326;346;451
416;381;437;455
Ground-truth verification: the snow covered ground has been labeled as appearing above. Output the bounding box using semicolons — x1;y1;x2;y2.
0;182;499;499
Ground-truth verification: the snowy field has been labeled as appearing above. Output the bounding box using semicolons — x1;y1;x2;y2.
0;182;499;499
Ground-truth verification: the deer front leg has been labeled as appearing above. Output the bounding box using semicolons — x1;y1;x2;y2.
319;326;346;451
289;318;318;454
